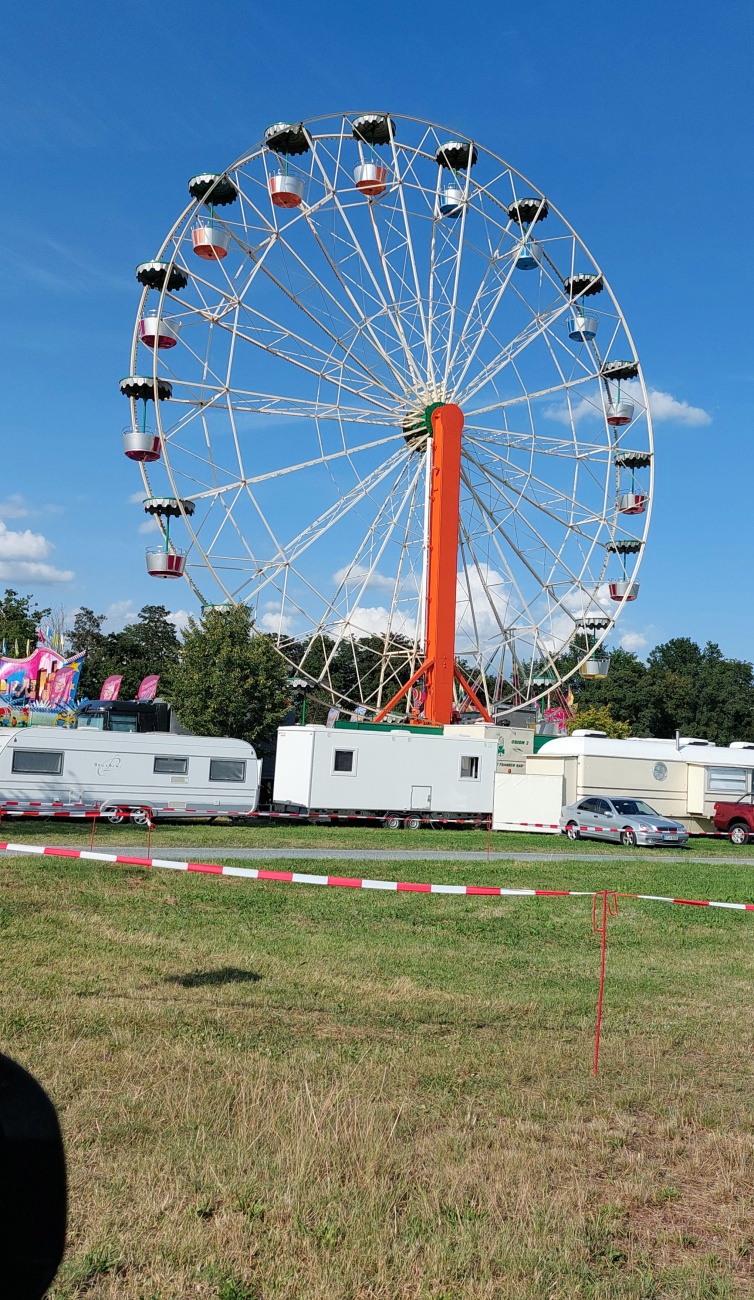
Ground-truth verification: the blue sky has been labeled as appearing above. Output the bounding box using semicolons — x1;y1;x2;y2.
1;0;752;658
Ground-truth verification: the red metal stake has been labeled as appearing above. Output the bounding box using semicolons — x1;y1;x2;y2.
89;811;98;850
592;889;618;1077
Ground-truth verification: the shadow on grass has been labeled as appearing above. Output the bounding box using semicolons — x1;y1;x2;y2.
166;967;262;989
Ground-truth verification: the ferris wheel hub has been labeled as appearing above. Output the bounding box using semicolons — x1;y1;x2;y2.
402;400;447;451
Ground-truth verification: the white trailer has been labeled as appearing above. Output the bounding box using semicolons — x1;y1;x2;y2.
493;733;754;834
273;724;496;825
0;728;260;821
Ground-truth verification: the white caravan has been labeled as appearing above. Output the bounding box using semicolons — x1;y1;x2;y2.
492;732;754;834
273;724;496;825
0;728;260;821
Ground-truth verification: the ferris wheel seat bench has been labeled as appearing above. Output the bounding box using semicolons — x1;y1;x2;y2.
353;163;388;196
607;400;634;427
146;548;186;578
191;222;231;259
515;239;542;269
138;315;179;349
123;428;161;462
272;724;496;821
269;174;305;207
439;185;465;217
618;492;647;515
609;580;640;601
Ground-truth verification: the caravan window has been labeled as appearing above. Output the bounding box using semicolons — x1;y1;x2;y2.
12;749;63;775
706;766;749;796
154;756;188;775
460;755;480;780
109;714;137;733
78;713;104;730
209;758;246;783
333;749;355;774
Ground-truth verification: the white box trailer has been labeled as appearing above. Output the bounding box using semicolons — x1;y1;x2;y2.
0;728;260;821
494;733;754;834
273;724;496;824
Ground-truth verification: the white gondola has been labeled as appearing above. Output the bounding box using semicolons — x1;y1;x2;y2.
606;400;634;427
580;656;611;679
618;493;647;515
123;428;160;463
439;184;465;217
515;239;541;270
568;314;598;342
353;162;388;196
609;580;639;602
269;173;305;208
191;221;231;260
138;315;180;349
146;547;186;579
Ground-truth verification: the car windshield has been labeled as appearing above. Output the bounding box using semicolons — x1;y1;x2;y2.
611;799;658;817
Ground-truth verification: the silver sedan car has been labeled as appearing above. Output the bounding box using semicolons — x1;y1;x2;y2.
559;796;690;847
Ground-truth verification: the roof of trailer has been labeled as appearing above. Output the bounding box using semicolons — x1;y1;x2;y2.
533;735;754;767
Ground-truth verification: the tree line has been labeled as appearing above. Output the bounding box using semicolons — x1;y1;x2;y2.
2;589;753;749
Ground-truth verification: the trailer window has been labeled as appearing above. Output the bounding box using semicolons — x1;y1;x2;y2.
706;766;748;795
109;714;137;733
460;755;480;780
12;749;63;775
77;713;104;730
209;759;246;783
153;756;188;775
333;749;355;774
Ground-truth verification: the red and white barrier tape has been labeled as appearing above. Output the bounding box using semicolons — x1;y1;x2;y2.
1;841;753;911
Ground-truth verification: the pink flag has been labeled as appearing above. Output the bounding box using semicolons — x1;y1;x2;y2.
137;674;160;701
100;675;122;701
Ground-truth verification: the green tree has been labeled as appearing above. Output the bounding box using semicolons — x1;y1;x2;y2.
0;589;51;654
565;703;631;739
107;605;180;699
168;606;290;747
69;607;114;699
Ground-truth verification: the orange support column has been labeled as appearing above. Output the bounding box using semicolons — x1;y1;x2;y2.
424;403;464;724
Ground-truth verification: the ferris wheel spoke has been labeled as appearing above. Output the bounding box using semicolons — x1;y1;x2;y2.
464;439;608;535
447;243;517;392
230;227;404;403
466;372;603;419
466;460;604;594
457;300;574;407
307;153;423;394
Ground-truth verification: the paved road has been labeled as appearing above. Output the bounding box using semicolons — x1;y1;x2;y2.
5;844;748;867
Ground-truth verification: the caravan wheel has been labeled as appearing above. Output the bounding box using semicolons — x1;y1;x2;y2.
384;816;402;830
104;809;128;825
131;809;152;827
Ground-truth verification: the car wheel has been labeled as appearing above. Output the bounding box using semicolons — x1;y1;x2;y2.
384;816;402;831
566;822;580;842
620;828;637;847
729;822;750;846
404;816;422;831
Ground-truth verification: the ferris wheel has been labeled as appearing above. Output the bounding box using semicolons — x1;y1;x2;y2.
121;112;653;724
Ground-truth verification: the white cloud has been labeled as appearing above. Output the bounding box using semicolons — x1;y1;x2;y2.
543;397;600;427
259;612;297;634
0;520;73;583
139;517;161;535
128;490;146;504
623;381;711;427
335;605;417;639
333;563;397;593
0;494;29;519
620;630;649;653
646;389;711;426
167;609;192;634
105;600;138;628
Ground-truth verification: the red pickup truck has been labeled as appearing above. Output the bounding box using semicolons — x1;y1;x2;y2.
713;801;754;845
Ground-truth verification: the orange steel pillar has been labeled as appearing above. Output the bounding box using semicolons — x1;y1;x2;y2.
372;402;492;726
424;403;463;724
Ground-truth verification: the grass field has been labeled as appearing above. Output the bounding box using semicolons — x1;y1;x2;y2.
3;848;754;1298
2;816;754;859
